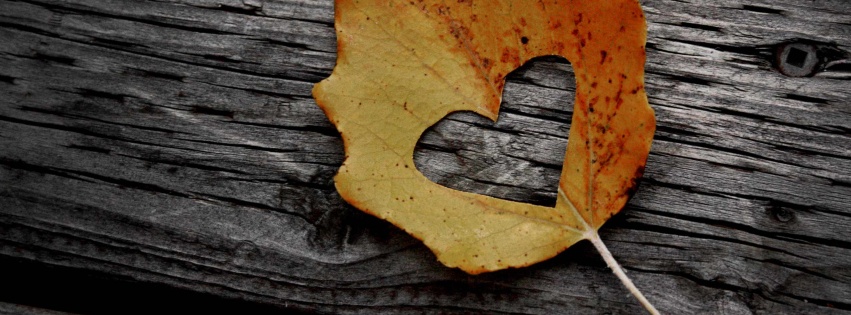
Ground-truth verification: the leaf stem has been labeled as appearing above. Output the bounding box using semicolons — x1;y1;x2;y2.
588;231;660;315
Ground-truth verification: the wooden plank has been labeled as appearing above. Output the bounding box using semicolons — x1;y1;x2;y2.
1;0;849;313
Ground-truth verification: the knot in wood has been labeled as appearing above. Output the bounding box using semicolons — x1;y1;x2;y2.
768;205;795;223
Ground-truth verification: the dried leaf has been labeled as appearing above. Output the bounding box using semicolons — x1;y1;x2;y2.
315;0;654;276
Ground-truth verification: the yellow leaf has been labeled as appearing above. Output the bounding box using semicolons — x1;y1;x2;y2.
315;0;654;278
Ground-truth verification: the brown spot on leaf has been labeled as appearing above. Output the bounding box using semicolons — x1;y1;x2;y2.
623;164;646;199
482;58;493;70
550;21;562;30
631;86;642;94
500;48;519;63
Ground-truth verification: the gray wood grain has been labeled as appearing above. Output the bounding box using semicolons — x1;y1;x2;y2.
1;0;850;314
0;302;78;315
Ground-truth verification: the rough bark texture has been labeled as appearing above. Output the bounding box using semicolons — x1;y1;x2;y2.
1;0;850;314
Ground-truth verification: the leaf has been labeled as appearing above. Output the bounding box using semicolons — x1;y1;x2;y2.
314;0;656;312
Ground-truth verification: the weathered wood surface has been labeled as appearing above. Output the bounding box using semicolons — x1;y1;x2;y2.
1;0;850;314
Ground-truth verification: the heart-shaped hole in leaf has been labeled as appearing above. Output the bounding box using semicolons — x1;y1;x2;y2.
415;56;575;207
